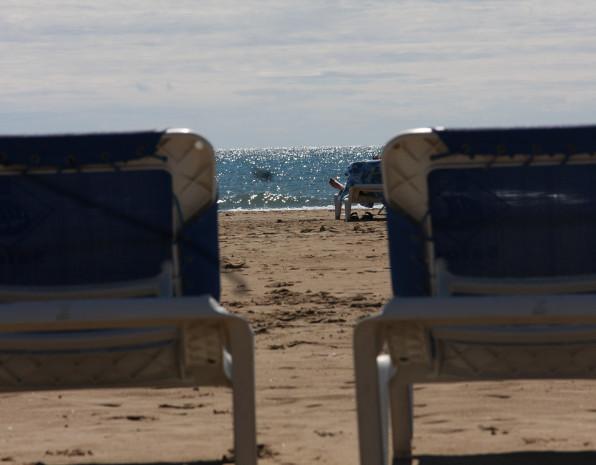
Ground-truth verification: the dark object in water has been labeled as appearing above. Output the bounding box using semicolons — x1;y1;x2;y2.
252;168;273;181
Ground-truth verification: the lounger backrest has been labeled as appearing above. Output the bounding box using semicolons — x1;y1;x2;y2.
428;164;596;278
344;160;382;190
381;125;596;296
346;160;382;185
0;130;220;299
0;169;172;287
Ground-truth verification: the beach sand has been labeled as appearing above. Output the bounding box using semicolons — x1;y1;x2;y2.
2;209;596;464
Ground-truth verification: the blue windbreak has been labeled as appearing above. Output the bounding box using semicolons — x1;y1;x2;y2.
428;164;596;278
0;170;172;286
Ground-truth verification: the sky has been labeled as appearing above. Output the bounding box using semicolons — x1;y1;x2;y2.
2;0;596;148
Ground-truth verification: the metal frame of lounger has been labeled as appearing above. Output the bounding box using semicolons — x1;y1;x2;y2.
334;160;384;221
335;184;385;222
355;126;596;465
0;130;257;465
0;296;256;465
355;294;596;465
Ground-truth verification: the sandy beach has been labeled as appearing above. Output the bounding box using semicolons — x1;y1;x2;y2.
2;209;596;465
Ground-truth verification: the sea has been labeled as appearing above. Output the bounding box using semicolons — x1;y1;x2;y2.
216;146;381;211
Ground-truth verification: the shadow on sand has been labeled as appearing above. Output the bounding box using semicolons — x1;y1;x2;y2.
398;450;596;465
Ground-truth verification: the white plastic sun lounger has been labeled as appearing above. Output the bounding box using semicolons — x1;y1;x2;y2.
354;125;596;464
334;160;384;221
335;184;385;222
0;129;256;465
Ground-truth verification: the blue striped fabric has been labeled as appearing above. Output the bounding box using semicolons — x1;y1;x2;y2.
0;131;164;167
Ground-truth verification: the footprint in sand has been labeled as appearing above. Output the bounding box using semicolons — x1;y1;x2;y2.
314;430;343;437
45;449;93;457
479;424;508;435
213;409;230;415
424;419;449;425
158;403;205;410
108;415;158;422
522;437;557;445
265;281;295;288
264;397;297;405
435;428;467;434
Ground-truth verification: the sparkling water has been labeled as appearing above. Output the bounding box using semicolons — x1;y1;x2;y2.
216;146;381;210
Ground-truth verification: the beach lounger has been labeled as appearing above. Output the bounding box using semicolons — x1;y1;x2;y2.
334;160;384;221
354;125;596;464
0;129;256;465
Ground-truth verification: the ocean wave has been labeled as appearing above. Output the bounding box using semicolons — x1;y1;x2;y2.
217;191;332;210
216;145;380;211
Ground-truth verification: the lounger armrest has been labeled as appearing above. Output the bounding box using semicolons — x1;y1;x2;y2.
380;294;596;326
0;296;253;390
0;295;236;331
350;184;384;192
339;184;383;201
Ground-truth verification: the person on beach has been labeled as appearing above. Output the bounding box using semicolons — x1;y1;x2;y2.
328;177;344;191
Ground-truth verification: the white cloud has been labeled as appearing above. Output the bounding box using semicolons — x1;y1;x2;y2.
1;0;596;147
